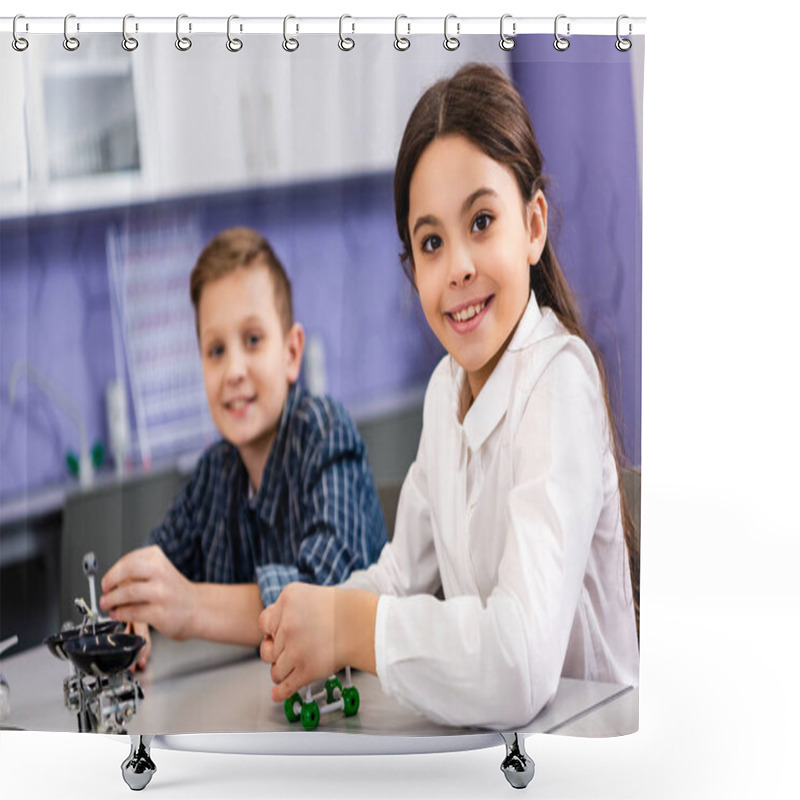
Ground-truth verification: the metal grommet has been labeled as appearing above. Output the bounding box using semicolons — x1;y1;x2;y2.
176;14;192;51
226;15;243;52
499;14;516;51
394;14;410;51
282;15;299;52
553;14;570;51
63;13;80;51
339;14;355;51
443;14;460;51
122;14;139;51
616;15;632;52
12;14;29;52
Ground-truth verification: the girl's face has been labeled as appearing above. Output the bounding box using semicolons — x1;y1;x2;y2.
408;134;548;400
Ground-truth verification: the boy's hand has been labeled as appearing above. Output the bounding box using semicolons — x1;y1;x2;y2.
100;545;196;640
126;621;151;672
259;583;337;702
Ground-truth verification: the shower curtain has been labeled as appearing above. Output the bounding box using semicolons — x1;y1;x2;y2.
0;12;644;795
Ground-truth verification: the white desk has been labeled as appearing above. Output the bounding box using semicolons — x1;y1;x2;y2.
1;633;635;750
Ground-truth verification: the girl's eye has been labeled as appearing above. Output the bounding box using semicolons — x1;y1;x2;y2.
246;333;262;348
421;234;443;254
472;213;492;234
207;343;224;360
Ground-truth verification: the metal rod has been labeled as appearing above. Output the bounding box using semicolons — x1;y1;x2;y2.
0;16;646;36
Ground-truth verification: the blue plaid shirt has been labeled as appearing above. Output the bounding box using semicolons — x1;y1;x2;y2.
150;383;387;606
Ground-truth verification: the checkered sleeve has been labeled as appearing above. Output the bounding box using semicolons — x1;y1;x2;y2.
148;456;210;582
255;563;301;606
255;408;387;607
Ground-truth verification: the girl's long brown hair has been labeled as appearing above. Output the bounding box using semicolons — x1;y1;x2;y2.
393;63;639;635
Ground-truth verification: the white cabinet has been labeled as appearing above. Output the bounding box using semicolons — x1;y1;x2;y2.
1;32;508;218
139;37;295;198
283;34;508;183
0;55;30;217
1;35;157;218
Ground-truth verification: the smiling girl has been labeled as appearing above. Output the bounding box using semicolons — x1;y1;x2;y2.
259;64;639;730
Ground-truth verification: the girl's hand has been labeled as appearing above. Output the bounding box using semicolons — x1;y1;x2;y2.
259;585;379;703
100;545;196;641
126;620;151;672
259;583;338;702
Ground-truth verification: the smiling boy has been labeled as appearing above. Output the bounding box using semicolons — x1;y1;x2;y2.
100;227;387;668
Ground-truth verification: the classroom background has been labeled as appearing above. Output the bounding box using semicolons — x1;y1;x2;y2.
1;29;642;651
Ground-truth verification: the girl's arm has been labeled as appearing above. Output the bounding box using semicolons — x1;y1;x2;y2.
371;346;616;730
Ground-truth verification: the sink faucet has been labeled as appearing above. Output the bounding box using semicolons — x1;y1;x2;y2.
8;359;94;488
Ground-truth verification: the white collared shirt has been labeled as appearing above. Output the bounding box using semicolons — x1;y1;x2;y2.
343;293;639;729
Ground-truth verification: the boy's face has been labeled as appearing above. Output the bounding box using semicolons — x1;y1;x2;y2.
198;264;303;474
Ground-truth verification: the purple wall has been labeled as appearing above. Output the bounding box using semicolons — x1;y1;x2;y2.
513;36;642;465
1;38;642;502
0;177;442;500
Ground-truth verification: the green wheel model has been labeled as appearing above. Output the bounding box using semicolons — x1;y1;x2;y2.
300;701;320;731
342;686;360;717
325;677;343;704
284;693;302;723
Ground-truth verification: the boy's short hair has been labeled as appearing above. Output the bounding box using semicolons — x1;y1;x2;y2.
190;227;293;334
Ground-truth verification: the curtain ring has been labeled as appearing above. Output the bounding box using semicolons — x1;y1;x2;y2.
283;15;299;52
553;14;570;51
616;15;632;51
499;14;515;51
63;13;80;51
226;15;243;52
122;14;139;51
443;14;460;51
176;14;192;51
12;14;29;52
339;14;355;51
394;15;410;51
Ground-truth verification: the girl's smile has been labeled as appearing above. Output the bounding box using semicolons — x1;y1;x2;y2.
445;294;494;333
408;134;548;401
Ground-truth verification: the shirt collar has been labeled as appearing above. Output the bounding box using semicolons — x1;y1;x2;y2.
251;381;302;525
460;291;543;452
